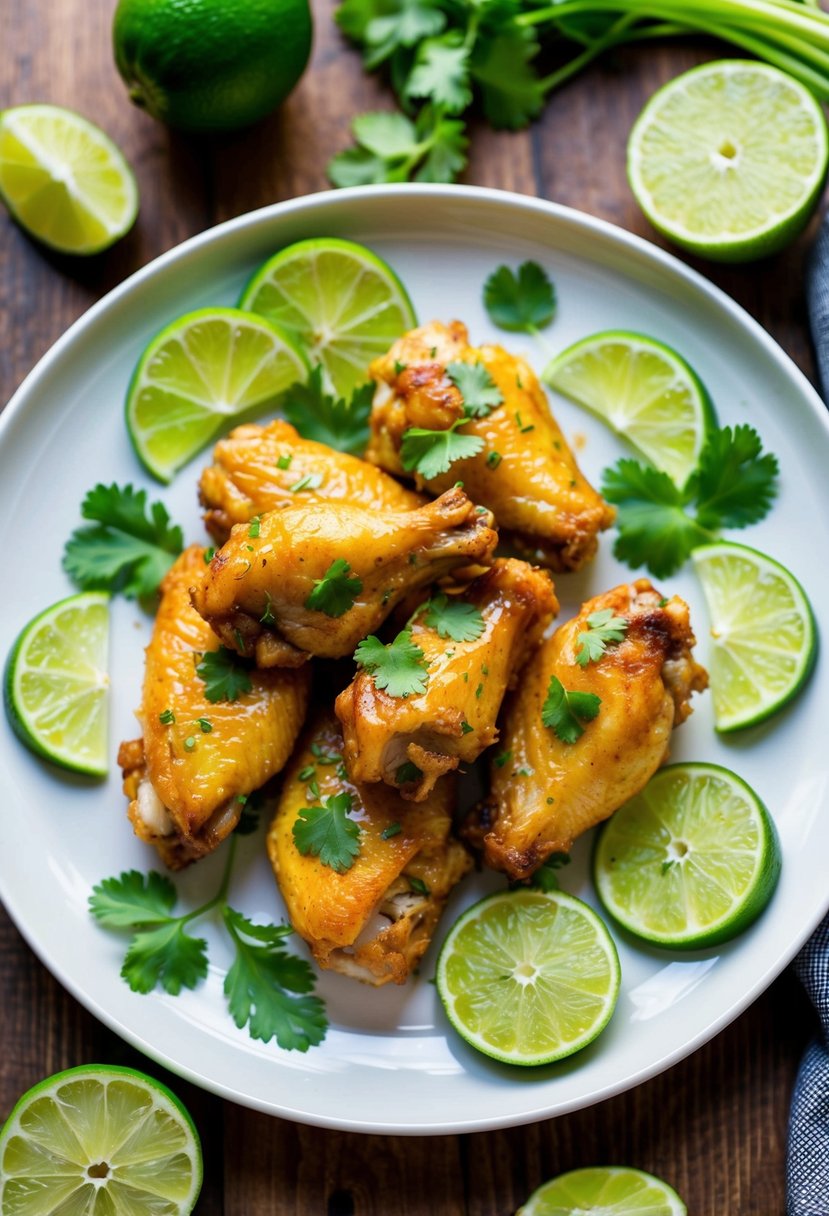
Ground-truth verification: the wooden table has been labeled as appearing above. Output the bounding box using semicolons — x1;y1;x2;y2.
1;3;823;1212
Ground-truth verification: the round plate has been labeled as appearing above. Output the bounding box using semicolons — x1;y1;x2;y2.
1;185;826;1134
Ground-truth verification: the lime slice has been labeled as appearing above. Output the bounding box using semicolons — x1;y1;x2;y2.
594;763;781;950
4;592;110;777
436;888;620;1066
543;331;716;486
628;60;829;262
0;104;138;255
125;307;307;482
519;1166;687;1215
0;1064;202;1214
239;238;417;398
692;541;817;732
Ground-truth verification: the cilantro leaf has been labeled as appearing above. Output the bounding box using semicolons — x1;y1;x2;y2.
421;592;485;641
541;675;601;744
602;459;708;578
470;19;544;130
690;424;779;529
222;907;328;1051
122;922;209;996
405;34;472;113
447;361;503;417
63;483;183;600
196;647;253;703
354;628;429;697
353;111;421;157
89;870;177;927
329;105;468;188
400;420;484;480
483;261;557;333
292;792;362;872
414;106;469;183
283;366;372;455
305;558;364;617
575;608;628;667
356;0;447;68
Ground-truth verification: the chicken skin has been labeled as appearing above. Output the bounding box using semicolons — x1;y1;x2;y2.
336;558;558;802
199;419;424;544
366;320;615;571
119;546;310;869
267;711;472;985
473;579;708;880
191;487;498;668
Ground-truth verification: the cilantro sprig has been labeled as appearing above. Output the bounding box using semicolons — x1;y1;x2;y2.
419;592;485;642
400;359;502;479
575;609;628;667
446;361;504;415
305;559;364;617
292;792;362;872
196;647;253;703
483;261;557;334
541;675;601;744
283;365;374;455
329;106;468;187
354;628;429;697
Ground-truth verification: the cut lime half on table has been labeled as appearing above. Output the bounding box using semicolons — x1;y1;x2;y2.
692;541;817;732
126;307;307;482
436;888;620;1066
594;763;781;950
543;331;715;486
239;237;417;398
519;1166;687;1215
628;60;829;262
0;1064;202;1215
4;591;110;777
0;103;138;255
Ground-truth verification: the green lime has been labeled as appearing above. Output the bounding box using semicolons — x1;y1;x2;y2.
628;60;829;262
518;1166;687;1215
692;541;817;732
4;592;110;778
125;306;307;482
239;238;417;399
435;888;620;1067
594;763;781;950
113;0;312;132
0;1063;202;1215
0;104;137;255
543;330;716;487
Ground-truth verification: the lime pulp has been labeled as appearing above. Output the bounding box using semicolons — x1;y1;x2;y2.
519;1165;687;1215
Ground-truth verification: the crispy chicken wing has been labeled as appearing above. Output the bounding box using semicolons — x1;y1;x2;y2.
473;579;708;879
191;487;498;668
267;712;472;985
336;558;558;802
119;546;310;870
199;419;424;544
366;320;615;570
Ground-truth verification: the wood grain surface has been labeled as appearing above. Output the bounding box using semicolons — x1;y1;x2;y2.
0;2;823;1213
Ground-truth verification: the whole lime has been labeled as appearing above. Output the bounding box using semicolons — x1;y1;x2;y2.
113;0;313;133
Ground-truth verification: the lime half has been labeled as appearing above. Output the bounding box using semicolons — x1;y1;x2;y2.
0;1064;202;1215
4;592;110;777
436;888;620;1066
628;60;829;262
0;104;138;255
239;238;417;398
519;1166;687;1215
692;541;817;732
594;763;781;950
543;331;715;486
126;307;307;482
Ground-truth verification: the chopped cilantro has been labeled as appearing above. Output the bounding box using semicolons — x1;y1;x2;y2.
158;708;175;725
382;822;403;839
396;761;423;785
248;516;261;538
277;453;293;470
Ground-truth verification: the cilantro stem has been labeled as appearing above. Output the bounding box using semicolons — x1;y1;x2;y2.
177;834;239;926
537;13;640;95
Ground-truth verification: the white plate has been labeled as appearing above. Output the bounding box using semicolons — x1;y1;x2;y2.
1;185;827;1135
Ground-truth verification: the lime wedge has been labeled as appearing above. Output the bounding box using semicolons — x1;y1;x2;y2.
0;104;138;255
628;60;829;262
543;331;716;487
0;1064;202;1215
692;541;817;732
519;1166;687;1215
239;238;417;398
125;307;307;482
594;763;781;950
436;888;620;1066
4;592;110;777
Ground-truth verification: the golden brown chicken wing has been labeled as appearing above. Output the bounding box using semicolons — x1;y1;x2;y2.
267;711;472;985
473;579;708;879
191;487;497;668
366;320;615;570
199;419;424;543
119;545;310;870
336;558;558;801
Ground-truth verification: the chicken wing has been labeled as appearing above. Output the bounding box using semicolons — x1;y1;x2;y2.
191;486;498;668
365;320;615;570
267;711;472;985
119;545;310;869
473;579;708;879
336;558;558;801
199;419;424;544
